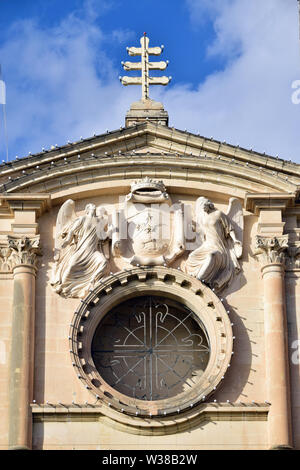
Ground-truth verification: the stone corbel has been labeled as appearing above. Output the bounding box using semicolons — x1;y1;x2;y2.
7;235;41;269
255;235;289;266
0;193;51;234
245;193;296;236
245;193;295;216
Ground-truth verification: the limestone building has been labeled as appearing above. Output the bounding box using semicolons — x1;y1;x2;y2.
0;36;299;450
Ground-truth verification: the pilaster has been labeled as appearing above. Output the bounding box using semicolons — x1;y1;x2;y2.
255;235;293;449
245;193;296;449
7;235;40;450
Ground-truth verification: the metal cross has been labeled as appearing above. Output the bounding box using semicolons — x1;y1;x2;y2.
119;34;171;100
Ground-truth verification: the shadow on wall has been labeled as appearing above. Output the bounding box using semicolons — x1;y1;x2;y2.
32;209;57;449
285;274;300;449
211;213;259;402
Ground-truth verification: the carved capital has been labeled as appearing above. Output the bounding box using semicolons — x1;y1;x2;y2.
285;243;300;270
0;246;13;272
7;235;41;269
255;235;289;266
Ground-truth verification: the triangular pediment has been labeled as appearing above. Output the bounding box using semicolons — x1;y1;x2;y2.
0;122;299;204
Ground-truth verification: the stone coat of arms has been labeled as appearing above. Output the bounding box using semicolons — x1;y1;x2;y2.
50;178;244;298
112;177;186;266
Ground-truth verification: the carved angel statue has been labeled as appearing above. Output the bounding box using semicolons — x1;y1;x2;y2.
185;197;243;292
51;200;110;298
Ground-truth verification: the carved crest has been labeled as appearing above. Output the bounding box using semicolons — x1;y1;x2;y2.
50;182;244;297
112;178;185;266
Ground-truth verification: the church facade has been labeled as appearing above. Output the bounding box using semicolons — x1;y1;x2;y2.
0;37;300;450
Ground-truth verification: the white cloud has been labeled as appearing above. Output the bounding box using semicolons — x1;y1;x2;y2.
157;0;300;161
0;0;299;162
0;1;137;158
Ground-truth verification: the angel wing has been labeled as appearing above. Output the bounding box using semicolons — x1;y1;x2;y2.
54;199;76;259
226;198;243;258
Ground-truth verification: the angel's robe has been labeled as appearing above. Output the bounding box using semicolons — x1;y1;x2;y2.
51;213;107;298
185;209;240;292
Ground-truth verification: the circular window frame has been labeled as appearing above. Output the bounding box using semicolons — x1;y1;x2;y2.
91;294;211;402
69;267;233;425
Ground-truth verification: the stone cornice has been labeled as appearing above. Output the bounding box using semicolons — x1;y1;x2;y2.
0;122;298;176
31;402;269;436
0;122;299;195
0;153;297;198
0;194;51;218
245;193;297;215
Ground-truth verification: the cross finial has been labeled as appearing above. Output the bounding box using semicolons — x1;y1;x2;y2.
120;35;171;100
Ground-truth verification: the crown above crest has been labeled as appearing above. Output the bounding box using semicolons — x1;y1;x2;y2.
131;177;166;194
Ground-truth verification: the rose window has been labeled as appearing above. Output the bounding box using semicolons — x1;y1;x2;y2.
91;295;210;401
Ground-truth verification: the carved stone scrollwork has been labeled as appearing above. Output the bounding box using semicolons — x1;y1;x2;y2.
255;235;289;266
7;235;41;269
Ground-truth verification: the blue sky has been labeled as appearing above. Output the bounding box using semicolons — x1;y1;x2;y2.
0;0;299;162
